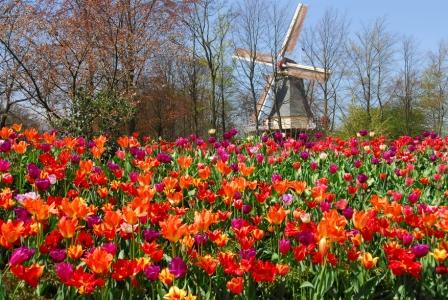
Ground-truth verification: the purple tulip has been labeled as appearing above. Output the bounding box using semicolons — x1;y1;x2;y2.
40;143;51;152
14;207;31;222
9;246;35;265
298;231;315;245
358;129;368;136
86;215;101;228
27;163;41;179
143;229;161;242
102;242;117;255
401;233;413;246
35;178;51;191
169;257;187;278
342;207;354;219
194;233;208;246
320;201;331;212
242;204;252;214
49;249;66;262
55;262;74;283
70;154;80;164
278;239;291;255
233;191;242;200
156;152;172;164
196;138;205;146
155;182;165;193
144;264;160;281
300;151;310;160
231;218;244;229
411;244;430;258
130;147;145;160
0;159;11;172
329;164;338;174
357;173;368;184
0;139;11;152
240;248;257;260
282;194;293;206
298;132;308;141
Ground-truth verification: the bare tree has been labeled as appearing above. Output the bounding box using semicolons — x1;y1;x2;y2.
302;8;348;132
392;37;421;135
184;0;231;132
265;2;289;131
347;18;395;124
420;41;448;135
234;0;267;134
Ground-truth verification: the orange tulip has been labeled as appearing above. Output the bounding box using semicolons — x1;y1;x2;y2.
0;220;24;248
160;215;187;243
196;255;218;276
164;286;187;300
239;164;254;177
68;244;84;260
273;180;289;194
290;181;307;194
0;188;14;209
117;136;129;148
193;209;218;232
58;217;78;239
276;263;289;276
226;277;244;295
197;166;210;180
360;252;379;269
352;209;375;230
266;204;288;225
83;247;113;274
122;206;139;225
431;248;447;262
12;141;27;154
177;156;193;169
216;160;232;175
60;197;90;220
317;210;347;243
159;268;175;286
23;198;54;221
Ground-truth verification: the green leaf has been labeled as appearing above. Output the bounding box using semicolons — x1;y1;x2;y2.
300;281;314;289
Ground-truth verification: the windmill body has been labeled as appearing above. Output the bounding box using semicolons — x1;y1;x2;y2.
234;3;329;132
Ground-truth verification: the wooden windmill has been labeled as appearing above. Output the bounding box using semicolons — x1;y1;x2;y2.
234;3;329;131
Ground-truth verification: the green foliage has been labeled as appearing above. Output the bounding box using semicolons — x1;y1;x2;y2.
338;104;426;138
53;89;135;140
338;105;391;138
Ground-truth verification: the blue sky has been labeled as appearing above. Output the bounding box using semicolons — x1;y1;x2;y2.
276;0;448;52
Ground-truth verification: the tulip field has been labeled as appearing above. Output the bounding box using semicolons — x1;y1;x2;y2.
0;125;448;299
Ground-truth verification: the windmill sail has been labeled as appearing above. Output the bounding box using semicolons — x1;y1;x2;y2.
283;63;328;82
279;4;308;57
234;49;273;66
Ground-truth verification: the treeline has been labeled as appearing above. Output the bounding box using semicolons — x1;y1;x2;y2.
0;0;447;139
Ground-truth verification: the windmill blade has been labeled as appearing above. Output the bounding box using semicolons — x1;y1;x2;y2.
256;75;274;121
283;62;329;82
234;48;273;66
279;3;308;57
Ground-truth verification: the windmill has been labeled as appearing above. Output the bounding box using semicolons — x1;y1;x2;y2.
234;3;329;131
